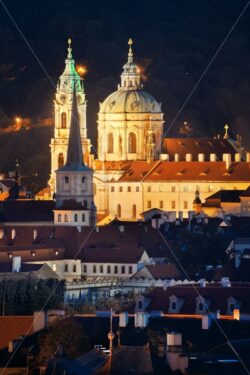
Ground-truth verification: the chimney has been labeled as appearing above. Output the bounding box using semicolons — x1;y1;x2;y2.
33;229;38;240
160;153;169;161
11;229;16;240
198;153;205;162
246;152;250;163
210;154;216;162
174;153;179;162
234;153;241;162
186;153;192;162
223;153;232;170
12;256;21;272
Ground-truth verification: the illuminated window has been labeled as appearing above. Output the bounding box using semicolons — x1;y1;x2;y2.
119;186;123;192
171;186;176;193
58;214;62;222
127;186;131;192
52;264;57;272
147;201;151;209
117;204;121;218
61;112;67;129
171;201;176;209
107;133;114;153
58;153;64;169
111;186;115;192
128;132;136;153
184;201;188;209
208;186;213;192
160;201;163;209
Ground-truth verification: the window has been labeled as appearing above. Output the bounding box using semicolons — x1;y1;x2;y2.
82;214;85;222
111;186;115;192
132;204;136;219
58;153;64;169
114;265;118;274
64;214;68;222
147;186;151;192
171;201;176;209
183;185;188;192
83;200;87;208
136;186;140;192
52;264;57;272
121;266;125;274
198;302;203;311
64;176;69;184
129;266;133;274
107;133;114;153
93;265;96;273
171;186;176;193
127;186;131;192
82;176;86;183
128;133;136;153
73;265;77;272
208;186;213;192
64;264;68;272
107;265;111;273
117;204;121;218
58;214;62;222
147;201;151;209
119;186;123;192
61;112;67;129
159;201;163;209
172;302;177;311
184;201;188;209
138;301;143;309
83;265;87;273
74;214;78;222
100;265;103;273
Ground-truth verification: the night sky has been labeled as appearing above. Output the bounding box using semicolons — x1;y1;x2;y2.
0;0;250;190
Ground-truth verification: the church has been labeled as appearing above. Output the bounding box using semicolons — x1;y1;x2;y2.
47;38;250;223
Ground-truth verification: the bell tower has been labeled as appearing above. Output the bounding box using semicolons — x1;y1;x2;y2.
49;39;91;194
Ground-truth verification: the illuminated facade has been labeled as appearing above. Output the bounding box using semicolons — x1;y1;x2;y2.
49;39;92;194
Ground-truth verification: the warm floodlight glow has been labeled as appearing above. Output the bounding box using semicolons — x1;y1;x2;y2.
76;65;87;76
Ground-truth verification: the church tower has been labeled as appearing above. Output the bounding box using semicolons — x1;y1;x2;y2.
54;84;96;227
97;39;164;162
49;39;92;194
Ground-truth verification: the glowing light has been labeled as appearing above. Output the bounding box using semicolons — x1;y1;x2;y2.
15;117;21;123
76;65;87;76
136;67;141;74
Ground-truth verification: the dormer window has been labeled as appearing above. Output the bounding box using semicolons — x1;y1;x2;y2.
196;296;208;314
169;295;182;313
227;297;240;315
64;176;69;184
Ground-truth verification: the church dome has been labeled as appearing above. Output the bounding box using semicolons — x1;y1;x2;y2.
99;89;162;114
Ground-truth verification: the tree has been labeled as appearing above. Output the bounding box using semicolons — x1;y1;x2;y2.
37;317;90;364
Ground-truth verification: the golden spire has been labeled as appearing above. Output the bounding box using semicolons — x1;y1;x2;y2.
128;38;133;63
224;124;229;139
108;308;115;356
67;38;72;59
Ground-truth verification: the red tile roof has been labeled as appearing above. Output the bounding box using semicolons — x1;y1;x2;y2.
0;316;34;349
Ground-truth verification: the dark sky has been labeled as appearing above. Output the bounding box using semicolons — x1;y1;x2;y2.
0;0;250;188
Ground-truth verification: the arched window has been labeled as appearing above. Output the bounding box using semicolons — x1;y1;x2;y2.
107;133;114;153
132;204;136;219
58;153;64;169
128;132;136;153
61;112;67;129
117;204;121;218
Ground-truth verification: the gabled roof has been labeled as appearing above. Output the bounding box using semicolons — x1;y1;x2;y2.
132;264;182;280
55;199;85;211
162;138;239;161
